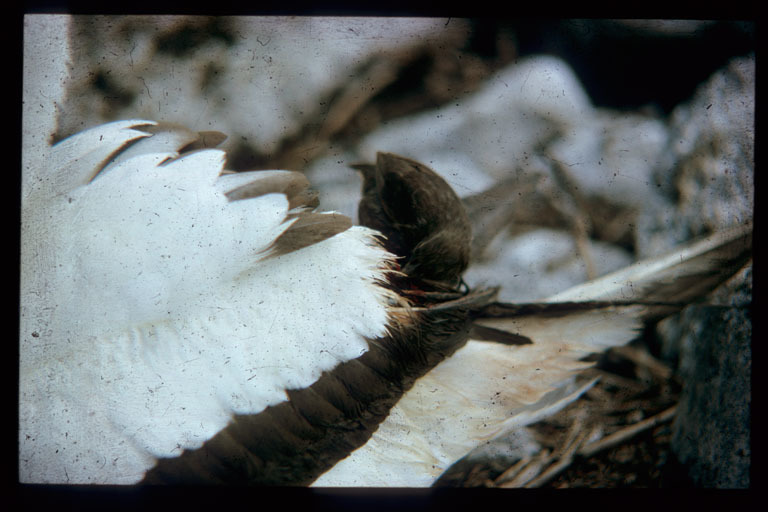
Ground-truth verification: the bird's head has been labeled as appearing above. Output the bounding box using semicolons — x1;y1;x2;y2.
355;152;472;292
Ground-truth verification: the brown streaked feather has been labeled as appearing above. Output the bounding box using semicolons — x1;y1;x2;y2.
263;212;353;259
88;122;228;183
224;171;319;210
140;122;227;154
180;130;228;152
468;324;533;346
476;300;680;322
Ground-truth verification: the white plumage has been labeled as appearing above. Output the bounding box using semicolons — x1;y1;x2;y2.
20;121;399;484
20;119;751;486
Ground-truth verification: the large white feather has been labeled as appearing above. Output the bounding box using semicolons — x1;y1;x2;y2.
19;120;398;484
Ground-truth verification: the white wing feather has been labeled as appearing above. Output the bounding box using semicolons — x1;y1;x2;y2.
19;120;398;484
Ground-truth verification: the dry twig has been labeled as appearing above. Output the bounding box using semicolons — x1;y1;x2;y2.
578;405;677;458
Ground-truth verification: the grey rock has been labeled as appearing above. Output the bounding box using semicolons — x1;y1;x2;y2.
660;266;751;487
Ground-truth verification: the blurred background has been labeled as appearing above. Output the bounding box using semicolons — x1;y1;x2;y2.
26;16;754;487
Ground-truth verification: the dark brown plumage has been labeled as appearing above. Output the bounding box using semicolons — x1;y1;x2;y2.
355;152;473;290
